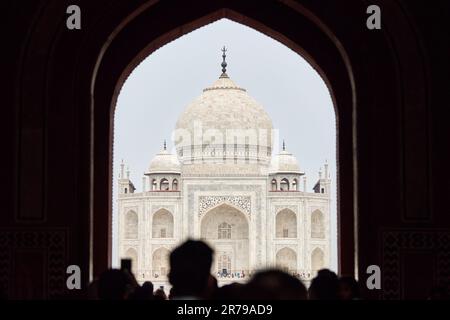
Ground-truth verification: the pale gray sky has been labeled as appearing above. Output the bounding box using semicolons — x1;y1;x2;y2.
112;19;337;271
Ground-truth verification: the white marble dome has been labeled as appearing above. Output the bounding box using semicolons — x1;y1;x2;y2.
175;73;273;164
270;149;302;174
147;148;180;174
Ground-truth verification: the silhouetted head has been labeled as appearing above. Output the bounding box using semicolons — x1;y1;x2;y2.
338;276;361;300
153;288;167;300
169;240;213;298
308;269;339;300
243;269;307;300
214;282;246;300
168;287;174;300
203;274;218;299
142;281;154;293
98;269;136;300
87;279;99;300
130;281;154;300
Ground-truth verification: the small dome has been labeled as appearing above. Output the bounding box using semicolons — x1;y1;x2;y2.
147;148;180;174
270;150;302;174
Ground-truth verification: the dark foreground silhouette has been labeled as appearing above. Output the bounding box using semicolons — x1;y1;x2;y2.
84;240;448;301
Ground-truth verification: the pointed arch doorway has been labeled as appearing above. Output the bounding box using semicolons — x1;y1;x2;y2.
89;0;356;282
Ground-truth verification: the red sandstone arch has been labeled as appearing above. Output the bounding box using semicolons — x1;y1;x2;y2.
58;1;433;300
6;0;440;299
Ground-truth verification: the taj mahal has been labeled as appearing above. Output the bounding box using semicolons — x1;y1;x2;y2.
117;49;331;288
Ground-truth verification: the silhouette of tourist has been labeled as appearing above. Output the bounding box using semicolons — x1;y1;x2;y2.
130;281;154;300
308;269;339;300
168;240;213;299
97;268;138;300
203;275;218;299
153;288;167;300
214;282;245;300
87;279;99;300
338;276;361;300
168;287;175;300
243;269;307;300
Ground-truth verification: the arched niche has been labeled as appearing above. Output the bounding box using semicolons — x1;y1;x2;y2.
311;247;325;271
152;209;174;238
276;247;297;272
152;247;170;277
125;210;138;239
276;209;297;238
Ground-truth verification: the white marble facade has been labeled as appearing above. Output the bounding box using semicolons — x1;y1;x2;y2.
117;69;331;288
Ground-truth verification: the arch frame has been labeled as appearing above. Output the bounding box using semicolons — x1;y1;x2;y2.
311;246;325;271
124;209;139;240
280;178;290;191
151;208;175;239
198;201;252;226
123;247;139;273
275;208;298;239
199;202;251;271
199;202;250;238
151;245;172;256
275;246;298;271
311;209;325;239
151;246;171;276
6;0;438;301
86;0;357;279
271;179;278;191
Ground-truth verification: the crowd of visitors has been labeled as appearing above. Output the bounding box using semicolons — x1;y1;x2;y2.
85;240;448;300
85;240;357;300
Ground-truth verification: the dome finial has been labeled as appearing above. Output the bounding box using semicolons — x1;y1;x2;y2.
221;46;228;76
282;139;286;151
163;139;167;151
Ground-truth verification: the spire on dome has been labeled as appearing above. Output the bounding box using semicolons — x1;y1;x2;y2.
220;46;228;77
282;139;286;151
163;139;167;151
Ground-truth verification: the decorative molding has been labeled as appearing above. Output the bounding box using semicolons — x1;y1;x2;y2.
151;244;172;254
198;195;251;217
310;207;326;214
151;205;174;214
382;230;450;299
188;183;263;265
274;205;298;214
275;244;297;252
124;206;139;214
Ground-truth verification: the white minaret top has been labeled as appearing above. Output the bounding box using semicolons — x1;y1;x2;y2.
120;159;125;178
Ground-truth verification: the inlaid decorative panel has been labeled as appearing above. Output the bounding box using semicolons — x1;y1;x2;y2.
0;230;66;299
198;195;251;217
382;230;450;299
